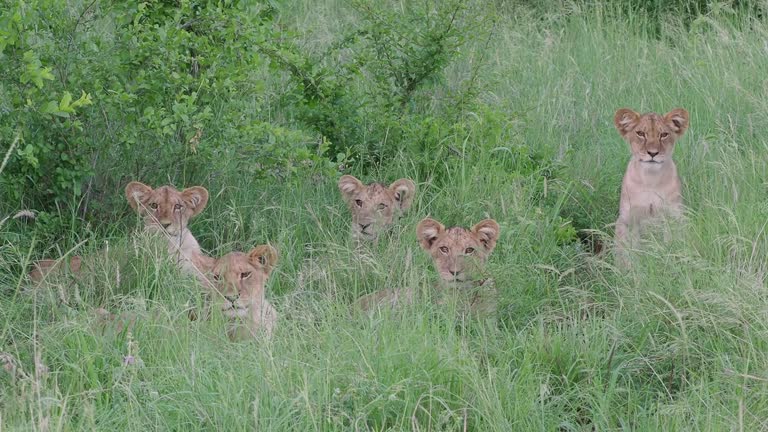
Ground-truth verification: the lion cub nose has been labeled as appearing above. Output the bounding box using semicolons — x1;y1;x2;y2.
359;223;371;231
161;223;172;229
224;295;238;303
647;151;659;158
449;270;461;276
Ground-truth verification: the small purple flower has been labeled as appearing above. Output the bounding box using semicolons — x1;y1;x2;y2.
123;355;136;366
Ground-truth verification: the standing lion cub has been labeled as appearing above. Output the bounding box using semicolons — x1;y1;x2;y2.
612;108;690;264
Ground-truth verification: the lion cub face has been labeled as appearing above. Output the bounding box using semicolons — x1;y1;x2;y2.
211;245;277;319
125;182;209;236
417;218;500;284
614;108;689;166
338;175;416;241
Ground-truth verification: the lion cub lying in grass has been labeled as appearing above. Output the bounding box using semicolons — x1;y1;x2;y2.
612;108;690;265
355;217;500;316
210;245;279;340
338;175;416;242
29;182;214;288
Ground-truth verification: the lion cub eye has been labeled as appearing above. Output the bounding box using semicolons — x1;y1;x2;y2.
635;131;646;138
660;132;669;139
212;274;220;282
240;272;252;280
149;203;159;210
464;247;475;255
174;204;183;211
354;199;363;208
439;246;449;254
377;203;387;210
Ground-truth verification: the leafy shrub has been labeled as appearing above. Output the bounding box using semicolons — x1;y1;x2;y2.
0;0;335;227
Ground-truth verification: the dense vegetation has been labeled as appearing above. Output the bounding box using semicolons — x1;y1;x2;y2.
2;0;768;429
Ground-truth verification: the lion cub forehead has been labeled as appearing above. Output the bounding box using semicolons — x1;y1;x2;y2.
438;227;479;246
637;113;667;129
364;183;393;198
144;186;183;204
153;186;184;200
215;252;255;272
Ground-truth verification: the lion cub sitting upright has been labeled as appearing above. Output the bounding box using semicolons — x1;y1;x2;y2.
337;175;416;242
356;217;500;315
209;245;278;340
29;181;214;286
612;108;690;263
125;181;214;284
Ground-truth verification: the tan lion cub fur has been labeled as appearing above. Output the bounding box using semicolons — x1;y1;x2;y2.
355;217;500;316
210;245;278;340
29;182;214;289
124;181;214;285
338;175;416;242
613;108;690;264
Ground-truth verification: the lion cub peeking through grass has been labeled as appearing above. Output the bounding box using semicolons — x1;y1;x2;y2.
29;182;214;290
356;217;500;316
613;108;690;265
210;245;279;340
124;181;214;285
338;175;416;242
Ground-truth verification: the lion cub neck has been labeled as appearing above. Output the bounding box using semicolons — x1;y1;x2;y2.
160;228;214;283
621;158;682;220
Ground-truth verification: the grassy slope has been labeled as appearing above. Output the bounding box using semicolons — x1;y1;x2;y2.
2;1;768;430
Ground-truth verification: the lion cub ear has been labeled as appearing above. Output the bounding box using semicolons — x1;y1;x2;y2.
664;108;689;136
248;245;279;275
416;218;445;251
389;178;416;211
338;175;364;200
613;108;640;138
471;219;500;253
181;186;209;217
125;181;153;212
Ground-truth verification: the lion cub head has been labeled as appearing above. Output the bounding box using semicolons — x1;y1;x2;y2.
211;245;277;320
125;181;209;236
614;108;689;166
417;218;500;284
338;175;416;241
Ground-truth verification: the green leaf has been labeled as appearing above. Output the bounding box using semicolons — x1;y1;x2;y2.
71;91;93;109
40;101;59;114
59;91;74;112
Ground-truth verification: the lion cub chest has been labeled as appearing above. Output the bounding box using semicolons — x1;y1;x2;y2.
225;301;277;340
621;164;682;225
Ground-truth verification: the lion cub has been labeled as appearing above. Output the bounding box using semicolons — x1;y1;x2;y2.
124;181;214;284
210;245;278;340
356;217;500;315
29;182;214;287
612;108;690;263
338;175;416;242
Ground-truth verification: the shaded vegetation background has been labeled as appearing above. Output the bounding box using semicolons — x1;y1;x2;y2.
2;0;768;430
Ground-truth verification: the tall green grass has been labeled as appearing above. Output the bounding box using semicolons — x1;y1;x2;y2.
3;1;768;430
